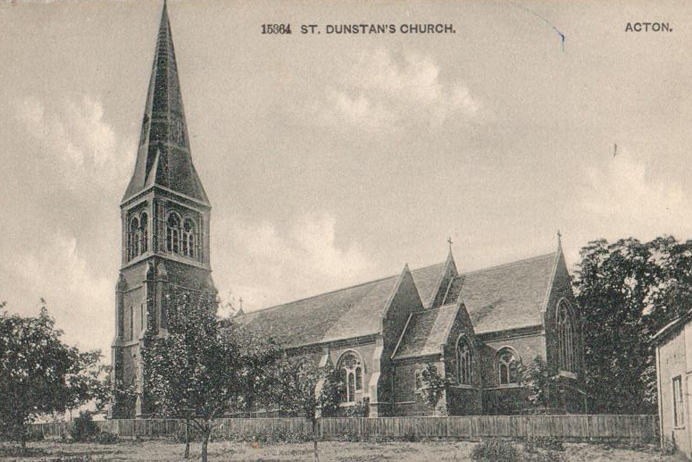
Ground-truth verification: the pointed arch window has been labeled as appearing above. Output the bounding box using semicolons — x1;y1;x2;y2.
166;213;181;254
557;301;577;373
129;217;140;260
140;213;148;254
497;348;520;385
456;337;473;385
182;219;196;258
129;306;134;341
337;352;363;403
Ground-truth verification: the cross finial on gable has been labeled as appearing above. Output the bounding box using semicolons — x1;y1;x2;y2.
557;229;563;248
447;236;453;251
234;297;245;317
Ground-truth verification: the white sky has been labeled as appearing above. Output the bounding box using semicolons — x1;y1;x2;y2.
1;0;691;361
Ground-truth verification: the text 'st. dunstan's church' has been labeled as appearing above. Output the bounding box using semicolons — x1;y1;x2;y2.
112;3;586;418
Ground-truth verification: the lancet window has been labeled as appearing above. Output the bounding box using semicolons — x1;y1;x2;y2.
166;213;181;254
338;352;364;403
557;301;577;373
456;337;473;385
497;348;520;385
128;217;139;260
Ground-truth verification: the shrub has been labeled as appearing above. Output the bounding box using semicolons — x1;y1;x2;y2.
41;457;95;462
94;431;118;444
340;430;362;442
198;427;313;444
523;450;565;462
524;436;564;452
403;429;418;443
69;411;99;442
24;427;44;442
471;438;520;462
340;402;369;417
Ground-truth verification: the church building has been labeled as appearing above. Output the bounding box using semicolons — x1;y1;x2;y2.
236;241;586;417
110;2;216;418
111;2;585;418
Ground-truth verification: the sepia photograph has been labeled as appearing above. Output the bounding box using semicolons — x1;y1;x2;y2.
1;0;691;460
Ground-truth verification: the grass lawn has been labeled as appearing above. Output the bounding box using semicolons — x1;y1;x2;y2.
0;440;686;461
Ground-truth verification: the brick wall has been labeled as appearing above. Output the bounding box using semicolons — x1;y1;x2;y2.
379;268;425;415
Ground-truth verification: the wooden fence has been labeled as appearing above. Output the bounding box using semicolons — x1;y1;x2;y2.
33;414;658;443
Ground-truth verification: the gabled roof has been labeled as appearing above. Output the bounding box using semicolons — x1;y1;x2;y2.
461;253;557;334
411;262;447;308
122;2;209;204
236;251;559;348
392;304;459;360
235;268;416;348
653;309;692;345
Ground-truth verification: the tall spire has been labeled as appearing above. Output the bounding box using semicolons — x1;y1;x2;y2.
122;1;209;204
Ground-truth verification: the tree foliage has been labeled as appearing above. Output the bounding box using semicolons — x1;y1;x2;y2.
574;236;692;413
271;355;341;462
0;301;107;447
141;292;280;462
418;362;448;415
521;356;561;412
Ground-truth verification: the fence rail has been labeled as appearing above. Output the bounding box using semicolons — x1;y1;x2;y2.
33;414;658;443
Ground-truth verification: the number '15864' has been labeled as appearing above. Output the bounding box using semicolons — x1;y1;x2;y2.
261;24;292;34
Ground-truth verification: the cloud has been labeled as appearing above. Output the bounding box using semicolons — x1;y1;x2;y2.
578;147;692;241
6;233;113;355
215;213;377;311
309;49;480;132
15;95;131;190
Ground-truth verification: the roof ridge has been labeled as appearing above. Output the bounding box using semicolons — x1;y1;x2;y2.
239;268;416;317
239;253;556;318
413;304;456;316
440;302;461;347
460;252;557;276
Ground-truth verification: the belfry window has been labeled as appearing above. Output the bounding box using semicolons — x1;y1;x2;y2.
338;352;363;403
557;301;577;373
456;337;473;385
129;217;140;260
182;219;195;258
497;348;520;385
166;213;181;254
140;213;148;254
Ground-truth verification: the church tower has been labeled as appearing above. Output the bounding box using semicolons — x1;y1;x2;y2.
110;2;215;418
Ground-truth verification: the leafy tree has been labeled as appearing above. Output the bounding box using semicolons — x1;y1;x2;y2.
417;362;448;415
69;410;99;442
273;355;340;462
521;356;560;413
0;301;106;449
66;350;111;415
574;236;692;413
142;292;279;462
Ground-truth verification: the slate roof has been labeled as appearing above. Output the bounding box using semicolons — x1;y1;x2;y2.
392;304;459;359
234;275;400;348
235;265;445;349
461;253;557;334
123;2;209;204
414;262;448;308
236;251;558;349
